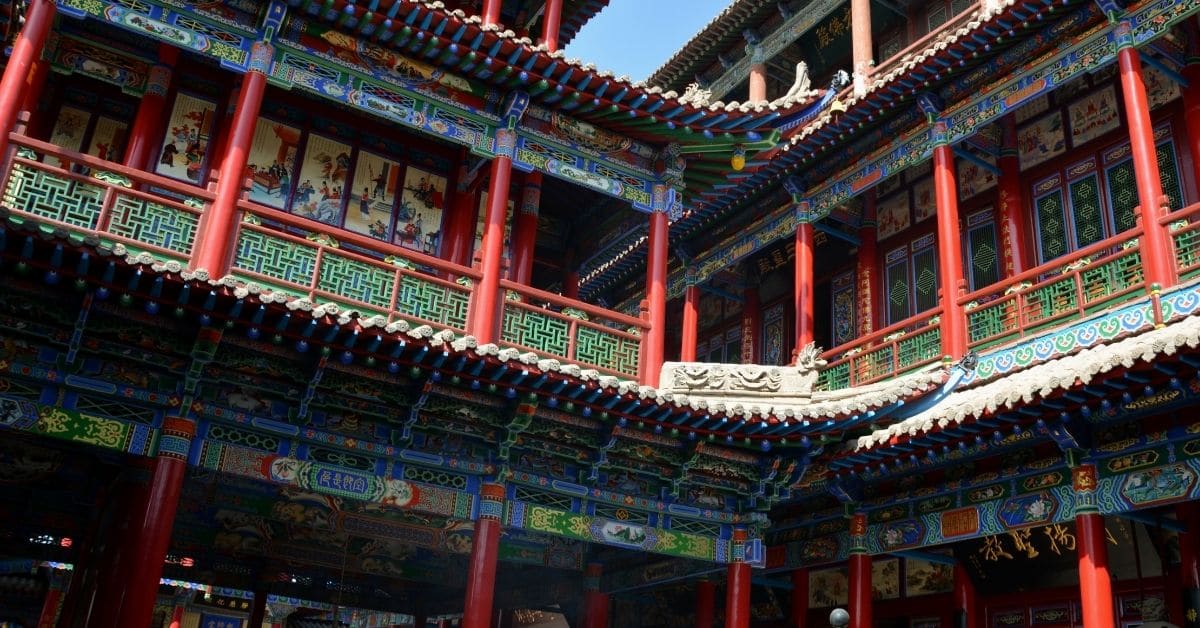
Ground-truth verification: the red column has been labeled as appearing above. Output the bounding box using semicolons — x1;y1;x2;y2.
996;115;1030;276
482;0;502;26
848;513;872;628
582;563;606;628
191;44;271;276
932;134;968;360
248;590;267;628
740;286;761;363
725;529;751;628
681;284;700;361
86;459;155;628
510;172;540;285
563;269;580;299
18;53;50;136
850;0;874;96
443;184;479;267
123;45;179;171
36;570;67;628
856;221;878;337
642;209;669;384
471;143;514;343
414;614;428;628
1074;464;1114;628
0;0;55;159
462;483;504;628
114;416;197;628
794;221;815;354
953;564;978;628
1184;28;1200;191
168;604;186;628
541;0;564;52
749;50;767;103
695;580;716;628
790;569;808;628
1177;502;1200;628
1117;36;1178;289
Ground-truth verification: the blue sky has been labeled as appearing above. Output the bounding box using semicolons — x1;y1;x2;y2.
564;0;733;83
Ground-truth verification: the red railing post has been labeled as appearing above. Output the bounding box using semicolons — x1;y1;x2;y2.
642;210;669;384
0;0;55;162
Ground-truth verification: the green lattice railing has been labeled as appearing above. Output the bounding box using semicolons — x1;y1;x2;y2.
962;229;1145;350
1;136;209;263
231;211;476;333
816;309;943;391
1167;203;1200;281
499;279;646;378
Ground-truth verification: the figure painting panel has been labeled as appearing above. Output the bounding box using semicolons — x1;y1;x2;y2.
905;557;954;596
913;177;936;223
395;166;446;254
958;156;998;200
1019;112;1066;170
294;133;352;226
872;556;901;600
47;106;91;168
877;192;911;240
344;150;399;240
809;567;849;607
1068;87;1120;148
246;118;300;210
86;116;128;162
155;92;216;183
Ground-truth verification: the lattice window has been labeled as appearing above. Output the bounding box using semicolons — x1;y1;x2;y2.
513;485;573;510
206;424;279;452
70;394;156;425
927;4;948;30
309;447;374;472
1069;175;1104;249
403;465;468;490
966;214;1001;291
1158;140;1184;210
830;271;856;347
1036;189;1068;263
912;245;939;313
1106;160;1137;234
885;249;910;325
360;83;418;110
950;0;974;15
670;518;721;537
593;504;650;525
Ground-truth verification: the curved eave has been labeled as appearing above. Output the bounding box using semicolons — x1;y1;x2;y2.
647;0;781;93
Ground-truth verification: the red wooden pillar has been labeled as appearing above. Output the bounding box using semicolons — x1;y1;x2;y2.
850;0;873;96
681;283;700;361
725;529;751;628
740;286;761;364
848;513;872;628
1074;464;1115;628
790;569;808;628
749;46;767;103
444;181;479;267
168;604;186;628
414;614;428;628
191;43;271;276
794;221;815;354
932;125;968;360
18;52;50;137
541;0;564;52
510;172;540;285
36;569;68;628
1116;29;1178;289
248;590;267;628
0;0;55;160
563;269;580;299
1181;19;1200;199
123;45;179;171
856;205;879;337
1178;502;1200;628
996;115;1030;276
643;209;669;384
695;580;716;628
482;0;502;26
462;483;504;628
87;458;155;628
583;563;609;628
472;136;514;343
114;416;197;628
953;564;978;628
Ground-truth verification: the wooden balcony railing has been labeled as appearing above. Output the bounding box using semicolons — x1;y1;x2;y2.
959;227;1146;351
0;132;645;379
1165;202;1200;281
817;308;944;391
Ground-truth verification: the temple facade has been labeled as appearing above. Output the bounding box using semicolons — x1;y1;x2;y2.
0;0;1198;627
